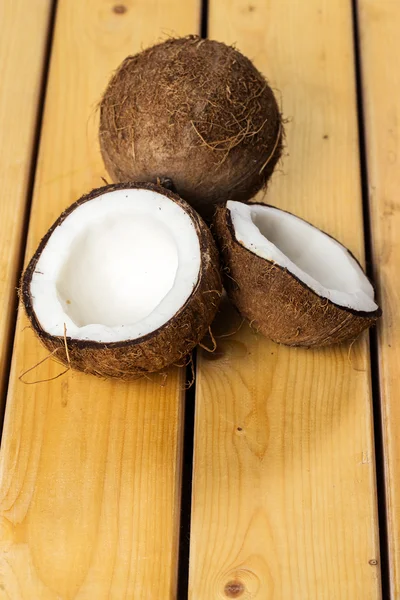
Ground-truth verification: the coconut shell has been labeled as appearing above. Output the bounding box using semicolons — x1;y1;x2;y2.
21;182;222;379
99;36;283;220
213;204;381;347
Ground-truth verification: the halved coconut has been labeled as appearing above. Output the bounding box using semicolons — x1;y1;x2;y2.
21;182;222;378
214;201;381;346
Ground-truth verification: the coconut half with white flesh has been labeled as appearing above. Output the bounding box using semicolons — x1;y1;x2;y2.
21;182;222;378
214;201;381;346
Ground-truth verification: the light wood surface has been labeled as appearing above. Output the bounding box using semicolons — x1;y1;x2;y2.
0;0;199;598
357;1;400;597
190;1;381;598
0;0;53;403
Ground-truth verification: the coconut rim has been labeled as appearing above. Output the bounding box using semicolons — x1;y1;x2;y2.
219;202;382;320
22;182;214;349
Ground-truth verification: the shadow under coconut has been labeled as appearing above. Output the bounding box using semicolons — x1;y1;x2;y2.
198;295;370;473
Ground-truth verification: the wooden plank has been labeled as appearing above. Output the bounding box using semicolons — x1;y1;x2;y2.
357;1;400;597
0;1;200;598
0;0;53;403
189;1;381;598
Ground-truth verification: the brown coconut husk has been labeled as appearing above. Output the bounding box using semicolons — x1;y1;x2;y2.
213;203;381;347
21;182;222;379
99;35;283;220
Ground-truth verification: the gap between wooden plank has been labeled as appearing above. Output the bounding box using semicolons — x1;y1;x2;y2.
351;2;390;598
178;355;197;600
177;4;209;595
0;0;57;419
200;0;209;38
354;1;400;597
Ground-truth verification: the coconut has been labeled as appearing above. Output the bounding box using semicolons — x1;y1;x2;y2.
21;182;222;379
99;35;283;219
213;201;381;347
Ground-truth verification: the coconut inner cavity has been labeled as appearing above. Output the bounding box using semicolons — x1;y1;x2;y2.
30;188;201;343
57;216;179;328
228;200;378;313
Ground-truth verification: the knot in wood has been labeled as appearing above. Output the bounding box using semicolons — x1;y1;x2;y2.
224;579;245;597
112;4;127;14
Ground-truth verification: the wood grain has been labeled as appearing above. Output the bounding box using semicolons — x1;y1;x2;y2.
0;0;53;404
189;1;381;598
357;1;400;597
0;0;199;598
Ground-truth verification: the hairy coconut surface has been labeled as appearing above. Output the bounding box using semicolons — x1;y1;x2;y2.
99;35;283;219
21;182;222;379
214;202;381;347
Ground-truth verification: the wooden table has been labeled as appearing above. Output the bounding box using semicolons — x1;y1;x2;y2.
0;0;398;598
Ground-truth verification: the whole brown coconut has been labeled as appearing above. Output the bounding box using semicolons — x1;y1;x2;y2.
214;202;381;347
99;35;283;219
21;182;222;379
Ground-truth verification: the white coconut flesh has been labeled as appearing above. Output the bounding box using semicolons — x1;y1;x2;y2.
30;188;201;343
228;201;378;313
